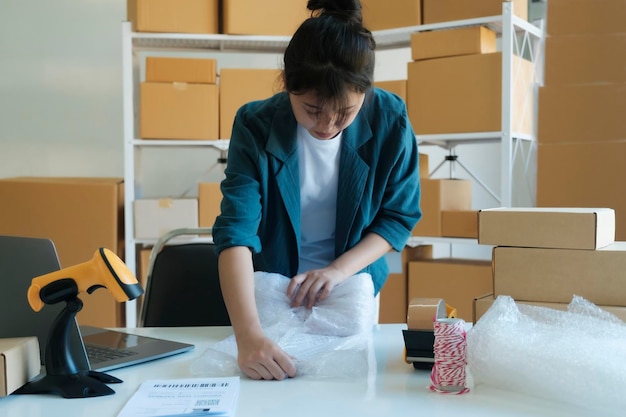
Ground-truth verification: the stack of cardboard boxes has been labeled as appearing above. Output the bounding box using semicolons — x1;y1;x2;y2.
141;57;219;140
361;0;421;31
128;0;426;36
421;0;527;24
134;59;281;238
475;207;626;322
537;0;626;241
127;0;307;36
139;58;280;142
407;1;532;136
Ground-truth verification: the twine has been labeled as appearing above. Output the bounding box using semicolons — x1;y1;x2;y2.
429;318;469;394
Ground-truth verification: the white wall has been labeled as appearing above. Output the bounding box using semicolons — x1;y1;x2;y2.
0;0;126;178
0;1;545;260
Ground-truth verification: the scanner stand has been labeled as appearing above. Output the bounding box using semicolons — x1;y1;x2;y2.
14;280;122;398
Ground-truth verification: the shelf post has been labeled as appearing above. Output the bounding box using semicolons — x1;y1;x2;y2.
122;21;138;327
500;2;514;207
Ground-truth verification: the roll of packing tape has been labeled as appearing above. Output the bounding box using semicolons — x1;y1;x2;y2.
407;297;447;330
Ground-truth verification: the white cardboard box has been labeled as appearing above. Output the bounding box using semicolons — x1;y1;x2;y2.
478;207;615;249
134;198;198;240
1;337;40;396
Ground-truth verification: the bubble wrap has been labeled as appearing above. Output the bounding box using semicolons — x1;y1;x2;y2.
467;295;626;416
191;271;376;379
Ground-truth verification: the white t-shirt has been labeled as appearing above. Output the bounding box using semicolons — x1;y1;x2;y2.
297;124;342;274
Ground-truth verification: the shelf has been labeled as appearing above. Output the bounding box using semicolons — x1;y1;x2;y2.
135;236;213;247
374;14;542;49
416;131;535;149
129;14;542;53
131;131;533;152
122;4;544;326
407;236;481;247
404;14;542;37
132;139;230;151
131;30;291;52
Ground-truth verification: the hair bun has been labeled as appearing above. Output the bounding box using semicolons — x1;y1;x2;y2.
307;0;363;25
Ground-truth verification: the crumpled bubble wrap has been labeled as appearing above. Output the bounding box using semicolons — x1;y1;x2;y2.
191;271;376;379
467;295;626;416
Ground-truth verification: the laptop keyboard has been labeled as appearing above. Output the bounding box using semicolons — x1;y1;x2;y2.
86;344;138;364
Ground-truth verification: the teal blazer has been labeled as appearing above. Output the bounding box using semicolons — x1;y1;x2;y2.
213;88;422;294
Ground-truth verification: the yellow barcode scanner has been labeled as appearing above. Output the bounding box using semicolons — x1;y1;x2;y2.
445;303;458;320
16;248;143;399
27;248;143;312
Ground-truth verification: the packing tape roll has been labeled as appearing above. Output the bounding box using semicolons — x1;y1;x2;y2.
407;297;447;330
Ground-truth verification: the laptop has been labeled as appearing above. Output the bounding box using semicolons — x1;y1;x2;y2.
0;235;194;373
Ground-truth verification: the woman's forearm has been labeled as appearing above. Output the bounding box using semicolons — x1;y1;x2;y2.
329;233;392;278
218;246;264;341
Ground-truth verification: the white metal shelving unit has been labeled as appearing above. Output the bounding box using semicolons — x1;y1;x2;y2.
121;4;544;325
408;3;545;207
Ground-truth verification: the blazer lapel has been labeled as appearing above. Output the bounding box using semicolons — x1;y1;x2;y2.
336;112;372;253
266;95;301;243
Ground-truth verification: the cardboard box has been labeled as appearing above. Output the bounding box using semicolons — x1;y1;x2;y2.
133;198;199;240
538;84;626;143
478;207;615;249
219;68;282;139
361;0;421;31
441;210;478;238
410;26;497;61
198;182;222;228
407;52;534;135
419;153;429;179
547;0;626;36
140;82;219;140
136;247;152;317
0;337;40;397
408;258;493;321
473;293;626;323
127;0;219;34
374;80;407;102
0;177;125;327
412;179;472;236
544;35;626;85
222;0;309;36
380;245;433;324
422;0;527;24
492;243;626;306
146;57;217;84
536;141;626;241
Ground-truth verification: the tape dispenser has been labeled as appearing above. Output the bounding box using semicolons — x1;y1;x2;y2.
402;297;457;370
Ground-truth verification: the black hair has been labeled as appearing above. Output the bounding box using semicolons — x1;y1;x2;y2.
283;0;376;116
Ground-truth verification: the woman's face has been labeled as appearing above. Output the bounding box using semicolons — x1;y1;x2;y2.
289;90;365;140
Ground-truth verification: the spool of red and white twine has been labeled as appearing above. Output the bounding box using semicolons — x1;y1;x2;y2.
429;318;469;394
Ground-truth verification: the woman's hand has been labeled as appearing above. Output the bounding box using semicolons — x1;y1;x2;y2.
236;332;297;381
287;267;346;309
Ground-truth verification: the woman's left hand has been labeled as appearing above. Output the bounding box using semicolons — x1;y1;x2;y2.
287;268;346;309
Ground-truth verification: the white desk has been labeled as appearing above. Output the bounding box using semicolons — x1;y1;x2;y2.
0;324;597;417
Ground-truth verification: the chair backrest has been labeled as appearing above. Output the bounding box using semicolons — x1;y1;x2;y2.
140;228;231;327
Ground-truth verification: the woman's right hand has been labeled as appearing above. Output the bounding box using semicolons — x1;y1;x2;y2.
236;332;297;381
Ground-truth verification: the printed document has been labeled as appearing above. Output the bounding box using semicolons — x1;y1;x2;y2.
117;377;240;417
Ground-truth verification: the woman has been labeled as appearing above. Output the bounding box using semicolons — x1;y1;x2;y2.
212;0;421;380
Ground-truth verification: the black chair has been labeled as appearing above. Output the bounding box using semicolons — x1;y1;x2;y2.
139;228;231;327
